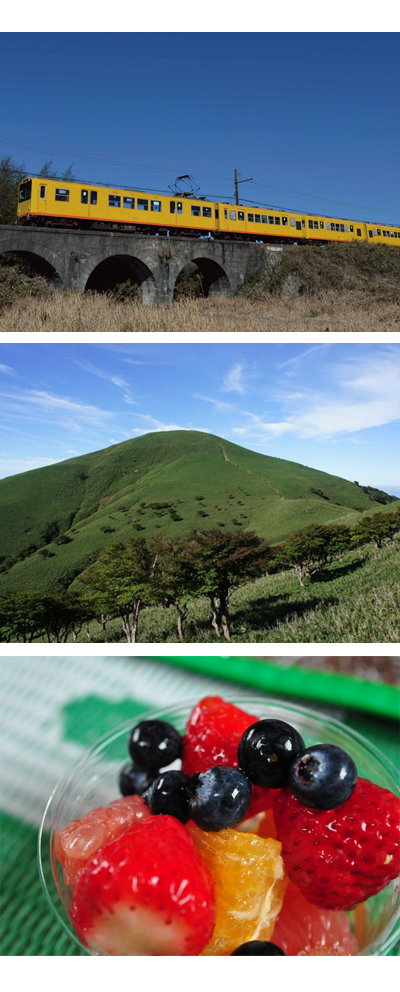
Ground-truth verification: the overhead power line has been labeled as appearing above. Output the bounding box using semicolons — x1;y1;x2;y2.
1;136;398;220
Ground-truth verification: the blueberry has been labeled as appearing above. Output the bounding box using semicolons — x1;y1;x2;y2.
237;719;305;788
144;770;191;823
289;743;357;810
128;719;182;771
119;761;155;797
231;940;286;956
189;765;252;831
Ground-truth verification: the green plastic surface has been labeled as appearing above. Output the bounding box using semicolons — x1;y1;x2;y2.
158;656;400;720
1;656;398;956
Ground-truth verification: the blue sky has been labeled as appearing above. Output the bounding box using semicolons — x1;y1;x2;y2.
1;33;399;223
0;342;399;494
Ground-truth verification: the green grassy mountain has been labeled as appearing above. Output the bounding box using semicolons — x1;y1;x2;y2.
0;430;395;595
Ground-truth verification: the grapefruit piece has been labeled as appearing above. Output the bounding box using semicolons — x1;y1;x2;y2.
55;795;151;889
271;880;358;956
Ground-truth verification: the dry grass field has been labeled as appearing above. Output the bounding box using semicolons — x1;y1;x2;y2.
1;288;399;333
1;243;399;331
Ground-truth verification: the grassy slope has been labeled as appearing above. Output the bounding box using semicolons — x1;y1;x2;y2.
64;540;400;643
0;430;395;594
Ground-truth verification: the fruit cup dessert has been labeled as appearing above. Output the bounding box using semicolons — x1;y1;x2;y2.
40;697;400;956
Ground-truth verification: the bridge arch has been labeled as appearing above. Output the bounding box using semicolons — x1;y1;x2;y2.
0;234;64;286
83;252;157;303
172;253;231;300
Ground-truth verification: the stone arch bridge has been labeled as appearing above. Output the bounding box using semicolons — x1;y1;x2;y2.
0;225;277;304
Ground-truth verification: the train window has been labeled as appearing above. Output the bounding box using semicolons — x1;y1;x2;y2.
373;229;377;236
345;225;348;232
124;197;135;209
255;214;260;223
39;185;46;199
137;198;148;210
248;213;254;222
170;201;175;213
350;225;353;232
336;224;340;232
215;209;219;219
314;221;318;230
203;207;212;218
230;210;236;220
275;217;280;225
19;179;32;202
320;222;324;229
290;219;295;227
81;190;88;204
191;206;201;216
262;215;268;224
308;220;313;229
224;209;228;219
238;211;244;221
151;200;161;212
377;229;381;236
369;230;373;237
109;194;121;208
326;223;331;230
340;224;344;232
55;188;70;202
357;228;361;236
177;202;182;214
268;215;274;224
282;217;287;226
90;191;97;205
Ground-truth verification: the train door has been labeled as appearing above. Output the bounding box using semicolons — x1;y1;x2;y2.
38;183;47;217
80;189;90;220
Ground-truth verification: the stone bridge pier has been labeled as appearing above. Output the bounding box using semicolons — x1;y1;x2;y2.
0;226;274;304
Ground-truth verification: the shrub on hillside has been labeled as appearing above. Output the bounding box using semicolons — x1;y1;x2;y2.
0;257;52;313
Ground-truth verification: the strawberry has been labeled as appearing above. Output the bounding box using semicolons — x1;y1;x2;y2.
55;795;150;888
181;696;274;817
71;815;216;956
273;777;400;911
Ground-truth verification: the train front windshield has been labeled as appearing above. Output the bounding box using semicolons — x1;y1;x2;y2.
19;179;32;202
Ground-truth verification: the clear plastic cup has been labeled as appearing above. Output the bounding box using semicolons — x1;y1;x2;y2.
38;696;400;956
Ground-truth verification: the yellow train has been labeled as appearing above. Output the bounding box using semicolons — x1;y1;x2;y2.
17;176;400;246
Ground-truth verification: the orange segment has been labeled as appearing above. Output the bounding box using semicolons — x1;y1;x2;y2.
187;822;287;956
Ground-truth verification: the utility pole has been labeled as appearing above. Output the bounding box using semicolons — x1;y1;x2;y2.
234;169;253;206
234;169;239;206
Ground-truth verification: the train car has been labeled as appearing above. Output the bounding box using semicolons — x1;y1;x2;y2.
17;176;400;245
17;177;218;236
217;204;370;243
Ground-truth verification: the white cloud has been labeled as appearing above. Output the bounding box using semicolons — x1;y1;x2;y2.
0;389;113;430
73;358;138;405
0;456;60;479
229;353;400;442
222;363;248;394
0;364;17;376
194;393;236;413
132;414;211;435
277;345;328;371
73;358;128;390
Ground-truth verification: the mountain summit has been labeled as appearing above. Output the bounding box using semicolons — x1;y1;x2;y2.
0;430;394;594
